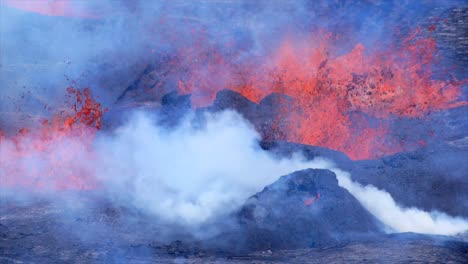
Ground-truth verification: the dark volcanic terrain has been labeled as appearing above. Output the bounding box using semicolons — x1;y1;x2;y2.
1;197;467;263
1;168;467;263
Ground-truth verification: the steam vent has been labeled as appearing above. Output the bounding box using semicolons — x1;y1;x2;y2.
1;1;467;263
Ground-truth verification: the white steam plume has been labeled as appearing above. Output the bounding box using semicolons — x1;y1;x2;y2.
94;110;314;225
2;110;467;236
94;110;468;235
332;169;468;236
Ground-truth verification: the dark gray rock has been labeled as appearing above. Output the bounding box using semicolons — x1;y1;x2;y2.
237;169;383;250
1;196;467;263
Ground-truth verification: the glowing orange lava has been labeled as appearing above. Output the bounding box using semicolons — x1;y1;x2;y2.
1;27;466;193
0;88;103;190
174;27;466;159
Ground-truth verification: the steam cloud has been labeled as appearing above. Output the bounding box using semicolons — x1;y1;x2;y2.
87;111;468;235
94;110;314;225
5;110;466;236
333;169;468;236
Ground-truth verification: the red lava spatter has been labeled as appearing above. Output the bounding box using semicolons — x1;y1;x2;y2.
171;27;466;160
0;87;104;190
2;26;466;191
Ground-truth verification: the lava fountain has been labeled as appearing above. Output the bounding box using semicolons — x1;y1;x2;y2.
146;26;467;159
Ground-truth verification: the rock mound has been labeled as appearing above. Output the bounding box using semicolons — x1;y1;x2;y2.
237;169;382;250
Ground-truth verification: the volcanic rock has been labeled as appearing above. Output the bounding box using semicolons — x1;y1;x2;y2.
158;91;191;127
210;89;257;115
2;195;468;263
237;168;382;250
207;90;294;141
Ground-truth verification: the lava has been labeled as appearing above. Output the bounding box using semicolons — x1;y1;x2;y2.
173;27;466;159
1;25;466;192
0;88;103;190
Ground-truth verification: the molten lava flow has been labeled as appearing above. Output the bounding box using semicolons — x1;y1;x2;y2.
0;87;103;190
174;27;466;159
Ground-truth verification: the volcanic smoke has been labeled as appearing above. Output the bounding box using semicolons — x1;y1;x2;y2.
1;1;467;261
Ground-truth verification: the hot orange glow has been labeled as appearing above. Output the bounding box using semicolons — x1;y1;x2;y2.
1;27;465;193
0;87;103;190
174;27;466;159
